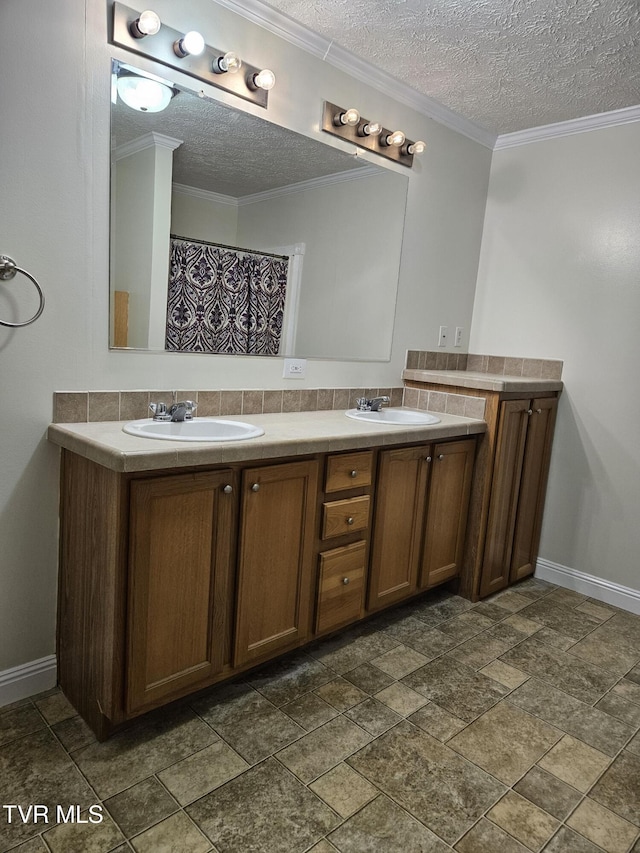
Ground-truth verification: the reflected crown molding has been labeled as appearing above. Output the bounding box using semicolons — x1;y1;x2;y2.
114;131;183;161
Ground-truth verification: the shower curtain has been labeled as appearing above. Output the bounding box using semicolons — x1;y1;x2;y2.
165;236;289;355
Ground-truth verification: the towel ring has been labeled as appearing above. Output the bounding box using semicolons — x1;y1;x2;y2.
0;255;45;327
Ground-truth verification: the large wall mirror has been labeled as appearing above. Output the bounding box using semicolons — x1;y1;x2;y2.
110;60;409;361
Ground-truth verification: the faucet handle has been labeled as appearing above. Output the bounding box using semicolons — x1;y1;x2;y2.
149;401;170;420
184;400;197;420
356;397;372;411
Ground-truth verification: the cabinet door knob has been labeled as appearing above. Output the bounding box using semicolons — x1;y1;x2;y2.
425;456;432;462
342;577;350;585
223;484;233;494
527;409;533;416
347;517;354;525
438;454;445;461
350;469;358;478
536;408;542;414
251;483;260;492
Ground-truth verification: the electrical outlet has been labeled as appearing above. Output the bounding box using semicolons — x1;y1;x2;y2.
283;357;307;379
438;326;448;347
454;326;463;347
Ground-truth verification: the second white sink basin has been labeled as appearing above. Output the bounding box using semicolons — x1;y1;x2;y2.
345;408;441;425
123;418;265;442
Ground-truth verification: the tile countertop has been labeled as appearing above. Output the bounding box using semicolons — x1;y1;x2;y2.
402;369;564;394
47;408;487;474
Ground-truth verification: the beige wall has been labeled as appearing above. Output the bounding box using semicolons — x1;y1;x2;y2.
0;0;491;674
470;123;640;592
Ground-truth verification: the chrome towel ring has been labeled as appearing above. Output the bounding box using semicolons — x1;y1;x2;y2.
0;254;45;327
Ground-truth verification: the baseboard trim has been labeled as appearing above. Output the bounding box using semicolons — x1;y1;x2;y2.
536;558;640;615
0;655;57;708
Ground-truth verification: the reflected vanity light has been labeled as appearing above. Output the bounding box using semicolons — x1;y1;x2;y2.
382;129;406;147
111;2;275;108
334;108;360;127
321;101;424;167
129;9;161;38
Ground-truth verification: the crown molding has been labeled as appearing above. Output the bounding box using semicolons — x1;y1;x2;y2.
114;131;183;161
172;183;238;206
211;0;497;150
238;164;380;205
495;104;640;149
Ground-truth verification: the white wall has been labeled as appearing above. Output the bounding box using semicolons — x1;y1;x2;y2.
470;123;640;593
0;0;491;676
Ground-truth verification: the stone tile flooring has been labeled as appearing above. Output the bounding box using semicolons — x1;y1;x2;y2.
1;579;640;853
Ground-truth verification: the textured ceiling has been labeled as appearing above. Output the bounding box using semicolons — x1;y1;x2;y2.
260;0;640;135
113;83;370;195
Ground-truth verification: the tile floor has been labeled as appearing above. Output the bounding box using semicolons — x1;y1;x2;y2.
1;579;640;853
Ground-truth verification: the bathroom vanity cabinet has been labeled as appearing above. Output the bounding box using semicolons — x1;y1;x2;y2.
403;371;561;601
54;430;477;739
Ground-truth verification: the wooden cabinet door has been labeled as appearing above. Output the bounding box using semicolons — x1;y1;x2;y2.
510;397;558;582
480;399;531;598
368;445;430;611
421;439;475;588
234;459;318;667
127;470;236;714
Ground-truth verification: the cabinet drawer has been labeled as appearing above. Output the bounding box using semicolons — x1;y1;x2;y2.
322;495;370;539
325;451;373;492
316;541;366;634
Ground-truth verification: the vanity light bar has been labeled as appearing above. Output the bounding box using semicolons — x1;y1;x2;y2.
321;101;425;167
111;2;273;108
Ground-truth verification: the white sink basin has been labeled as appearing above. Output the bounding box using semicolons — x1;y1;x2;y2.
345;408;441;425
123;418;265;442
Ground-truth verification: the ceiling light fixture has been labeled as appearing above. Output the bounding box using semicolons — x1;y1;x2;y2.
112;2;276;108
116;72;175;112
322;101;424;167
129;9;161;38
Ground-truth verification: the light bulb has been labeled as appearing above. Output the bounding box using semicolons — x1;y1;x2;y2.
338;108;360;127
407;140;426;155
214;51;242;74
384;130;406;147
117;75;173;112
360;121;382;137
130;9;161;38
248;68;276;91
173;30;205;57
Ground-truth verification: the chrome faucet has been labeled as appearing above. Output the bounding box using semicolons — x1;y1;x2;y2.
149;398;197;421
356;395;390;412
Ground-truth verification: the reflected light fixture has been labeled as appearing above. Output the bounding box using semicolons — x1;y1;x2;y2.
334;108;360;127
173;30;205;57
116;72;174;112
247;68;276;91
213;51;242;74
405;140;426;155
383;130;406;147
129;9;161;38
321;101;424;167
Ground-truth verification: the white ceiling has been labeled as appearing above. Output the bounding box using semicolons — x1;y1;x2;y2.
252;0;640;138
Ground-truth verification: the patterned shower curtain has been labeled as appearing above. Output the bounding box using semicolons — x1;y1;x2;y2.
165;236;289;355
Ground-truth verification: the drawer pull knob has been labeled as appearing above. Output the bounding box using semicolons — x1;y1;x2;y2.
251;483;260;492
223;484;233;494
350;469;358;478
438;454;445;461
342;577;350;585
347;517;354;525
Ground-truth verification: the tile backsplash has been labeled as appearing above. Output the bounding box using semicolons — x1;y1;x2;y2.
405;351;563;380
53;387;405;423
